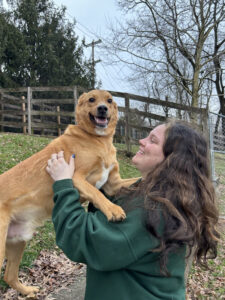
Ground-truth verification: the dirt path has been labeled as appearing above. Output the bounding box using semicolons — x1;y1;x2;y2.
49;270;86;300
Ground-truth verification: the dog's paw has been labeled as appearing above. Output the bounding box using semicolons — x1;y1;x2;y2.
24;286;39;298
106;203;126;222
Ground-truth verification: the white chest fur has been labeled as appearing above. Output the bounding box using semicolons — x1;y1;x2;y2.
95;163;114;189
95;128;107;136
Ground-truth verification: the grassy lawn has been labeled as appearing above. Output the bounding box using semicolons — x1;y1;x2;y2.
0;133;224;299
214;152;225;216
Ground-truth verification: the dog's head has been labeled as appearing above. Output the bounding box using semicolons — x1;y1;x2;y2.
75;90;118;136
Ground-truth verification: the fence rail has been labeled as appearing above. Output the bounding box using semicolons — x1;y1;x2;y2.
0;86;207;152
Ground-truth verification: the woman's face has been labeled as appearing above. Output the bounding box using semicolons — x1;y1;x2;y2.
132;124;166;178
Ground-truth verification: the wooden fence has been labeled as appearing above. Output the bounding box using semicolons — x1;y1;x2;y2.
0;86;207;153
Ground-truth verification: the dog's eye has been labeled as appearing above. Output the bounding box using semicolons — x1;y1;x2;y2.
89;98;95;103
107;99;112;103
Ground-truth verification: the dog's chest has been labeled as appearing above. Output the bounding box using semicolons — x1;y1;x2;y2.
95;163;114;189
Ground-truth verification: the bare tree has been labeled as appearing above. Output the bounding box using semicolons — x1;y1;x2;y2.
211;2;225;133
103;0;225;113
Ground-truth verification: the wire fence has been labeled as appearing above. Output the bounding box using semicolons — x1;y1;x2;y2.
208;111;225;218
208;112;225;182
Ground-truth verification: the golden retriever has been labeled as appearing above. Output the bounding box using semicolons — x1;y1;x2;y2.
0;90;138;297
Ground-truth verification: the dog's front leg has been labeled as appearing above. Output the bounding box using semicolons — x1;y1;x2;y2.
102;163;141;196
73;174;126;221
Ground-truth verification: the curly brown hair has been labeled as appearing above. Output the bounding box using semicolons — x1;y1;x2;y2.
121;119;220;275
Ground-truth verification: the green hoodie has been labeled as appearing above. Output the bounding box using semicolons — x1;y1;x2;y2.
52;179;186;300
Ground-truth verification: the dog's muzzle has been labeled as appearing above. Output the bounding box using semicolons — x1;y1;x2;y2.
89;105;110;128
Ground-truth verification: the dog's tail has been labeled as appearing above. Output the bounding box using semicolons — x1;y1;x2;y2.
0;206;11;270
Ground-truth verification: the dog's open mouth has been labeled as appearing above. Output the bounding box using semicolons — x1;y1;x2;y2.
89;113;109;128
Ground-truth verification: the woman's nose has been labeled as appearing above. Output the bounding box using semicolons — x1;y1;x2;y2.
139;138;145;146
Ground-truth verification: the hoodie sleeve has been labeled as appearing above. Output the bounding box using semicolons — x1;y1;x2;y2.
52;179;159;271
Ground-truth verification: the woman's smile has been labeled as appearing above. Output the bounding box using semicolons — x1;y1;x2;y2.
136;149;144;155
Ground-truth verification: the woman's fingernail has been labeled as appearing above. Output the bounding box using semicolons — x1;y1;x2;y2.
72;154;75;158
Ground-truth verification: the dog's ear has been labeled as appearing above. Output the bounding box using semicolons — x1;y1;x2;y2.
77;93;87;106
112;101;117;110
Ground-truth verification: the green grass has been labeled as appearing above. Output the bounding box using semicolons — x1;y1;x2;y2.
214;152;225;215
0;133;52;173
0;133;224;298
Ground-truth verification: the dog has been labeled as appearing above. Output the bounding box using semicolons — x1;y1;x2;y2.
0;90;139;297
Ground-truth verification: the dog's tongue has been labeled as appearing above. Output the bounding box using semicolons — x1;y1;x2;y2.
94;117;107;125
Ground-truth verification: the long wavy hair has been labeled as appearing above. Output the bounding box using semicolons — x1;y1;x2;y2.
120;119;220;275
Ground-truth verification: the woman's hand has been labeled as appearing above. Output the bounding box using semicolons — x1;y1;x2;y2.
46;151;75;182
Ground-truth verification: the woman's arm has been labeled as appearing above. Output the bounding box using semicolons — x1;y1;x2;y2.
52;179;159;272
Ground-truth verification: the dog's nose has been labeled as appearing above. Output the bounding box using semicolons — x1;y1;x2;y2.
97;105;108;114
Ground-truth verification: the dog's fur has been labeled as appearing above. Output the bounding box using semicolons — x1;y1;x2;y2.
0;90;138;297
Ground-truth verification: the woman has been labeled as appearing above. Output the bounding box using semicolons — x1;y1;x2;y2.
46;120;220;300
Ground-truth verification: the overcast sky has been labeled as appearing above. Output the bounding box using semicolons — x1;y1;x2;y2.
54;0;134;93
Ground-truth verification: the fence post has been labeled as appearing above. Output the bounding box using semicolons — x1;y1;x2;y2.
21;96;26;134
73;86;78;123
40;102;44;136
125;94;131;153
208;113;217;185
0;93;3;132
165;95;169;117
57;106;61;136
202;110;208;137
27;87;32;134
